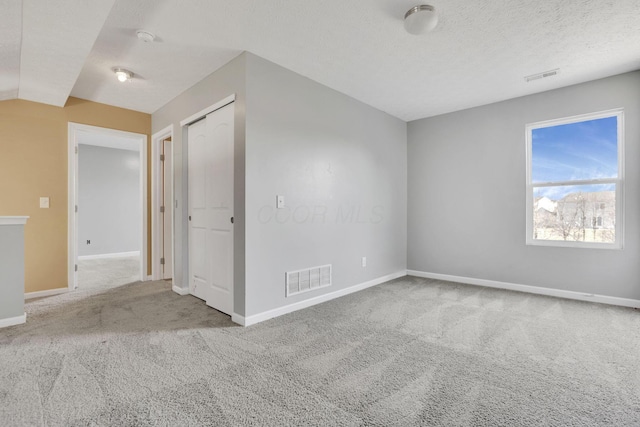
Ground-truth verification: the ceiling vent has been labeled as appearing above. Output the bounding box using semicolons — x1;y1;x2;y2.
525;68;559;82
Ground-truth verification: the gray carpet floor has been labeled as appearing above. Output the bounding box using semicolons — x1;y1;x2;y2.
1;275;640;426
78;255;140;291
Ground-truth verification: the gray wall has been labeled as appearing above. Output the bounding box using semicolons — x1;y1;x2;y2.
152;52;407;318
244;54;407;316
78;145;140;256
152;53;247;315
0;224;25;320
407;71;640;299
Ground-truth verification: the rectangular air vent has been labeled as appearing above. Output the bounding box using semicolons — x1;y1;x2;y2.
525;68;559;82
286;264;331;297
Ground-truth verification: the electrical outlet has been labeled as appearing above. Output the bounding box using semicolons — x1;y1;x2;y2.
362;257;367;267
39;197;50;208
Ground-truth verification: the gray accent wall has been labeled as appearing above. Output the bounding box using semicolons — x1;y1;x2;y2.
244;54;407;316
407;71;640;299
78;145;140;256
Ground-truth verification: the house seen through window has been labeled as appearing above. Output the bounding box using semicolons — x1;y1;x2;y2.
526;109;623;248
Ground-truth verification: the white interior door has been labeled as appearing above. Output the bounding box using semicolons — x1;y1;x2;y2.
162;139;173;279
187;102;234;315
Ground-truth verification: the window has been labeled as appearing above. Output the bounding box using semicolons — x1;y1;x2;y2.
526;109;624;248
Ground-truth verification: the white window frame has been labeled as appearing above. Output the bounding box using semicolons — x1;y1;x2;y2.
525;109;624;249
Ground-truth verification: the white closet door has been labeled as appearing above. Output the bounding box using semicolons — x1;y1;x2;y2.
187;103;234;315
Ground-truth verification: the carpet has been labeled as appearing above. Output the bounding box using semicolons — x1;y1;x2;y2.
1;275;639;426
78;255;140;290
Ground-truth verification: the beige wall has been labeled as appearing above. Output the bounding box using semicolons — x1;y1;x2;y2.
0;98;151;293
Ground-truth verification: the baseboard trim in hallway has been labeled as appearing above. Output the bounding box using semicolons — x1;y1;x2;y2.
0;313;26;328
25;287;69;300
78;251;140;260
172;285;190;296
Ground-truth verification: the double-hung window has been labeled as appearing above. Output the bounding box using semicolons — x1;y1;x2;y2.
526;109;624;248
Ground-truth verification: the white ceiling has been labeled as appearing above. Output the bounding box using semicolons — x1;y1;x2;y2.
3;0;640;121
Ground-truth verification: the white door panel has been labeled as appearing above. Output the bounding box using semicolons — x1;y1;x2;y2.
187;103;234;315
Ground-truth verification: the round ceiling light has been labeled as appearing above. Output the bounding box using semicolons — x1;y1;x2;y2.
136;30;156;43
404;5;438;35
112;67;133;82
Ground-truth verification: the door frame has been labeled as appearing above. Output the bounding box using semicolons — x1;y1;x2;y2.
151;125;174;281
67;122;148;290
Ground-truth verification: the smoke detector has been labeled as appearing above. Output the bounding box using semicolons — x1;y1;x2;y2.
136;30;156;43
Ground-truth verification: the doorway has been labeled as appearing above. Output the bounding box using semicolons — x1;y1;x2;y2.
67;123;148;290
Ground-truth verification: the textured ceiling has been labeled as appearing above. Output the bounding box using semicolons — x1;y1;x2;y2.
4;0;640;121
0;0;22;101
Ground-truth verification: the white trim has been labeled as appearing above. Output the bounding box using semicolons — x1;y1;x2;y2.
0;313;26;328
78;251;140;260
146;275;153;281
151;125;174;282
172;285;189;296
525;108;624;249
179;94;236;127
407;270;640;309
239;270;407;327
68;123;148;290
67;123;77;289
25;288;68;300
0;216;29;225
231;313;246;326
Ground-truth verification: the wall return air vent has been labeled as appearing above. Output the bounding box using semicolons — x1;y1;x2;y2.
286;264;331;297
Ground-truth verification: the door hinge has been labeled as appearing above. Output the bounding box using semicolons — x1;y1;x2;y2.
75;205;78;213
75;264;78;272
160;206;165;213
160;154;165;161
160;257;165;265
75;146;78;154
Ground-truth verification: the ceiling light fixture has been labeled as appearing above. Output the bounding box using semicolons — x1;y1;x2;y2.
113;68;133;82
404;5;438;35
136;30;156;43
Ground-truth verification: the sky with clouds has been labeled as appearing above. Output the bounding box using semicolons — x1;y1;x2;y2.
532;115;618;199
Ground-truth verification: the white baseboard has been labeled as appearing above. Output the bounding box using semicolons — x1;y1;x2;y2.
241;270;407;327
0;313;26;328
78;251;140;260
231;313;246;326
407;270;640;309
172;285;189;296
25;287;69;300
